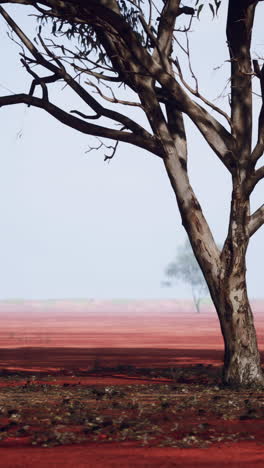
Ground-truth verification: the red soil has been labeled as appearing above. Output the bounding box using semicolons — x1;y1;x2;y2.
0;300;264;467
0;347;226;371
2;441;264;468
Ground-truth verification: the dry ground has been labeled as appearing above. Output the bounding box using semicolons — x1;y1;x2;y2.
0;300;263;467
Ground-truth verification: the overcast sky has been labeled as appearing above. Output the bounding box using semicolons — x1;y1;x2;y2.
0;1;263;300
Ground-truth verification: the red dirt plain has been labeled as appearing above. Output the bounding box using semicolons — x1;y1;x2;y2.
0;299;264;467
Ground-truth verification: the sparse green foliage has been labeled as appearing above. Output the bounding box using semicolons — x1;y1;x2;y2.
196;0;221;19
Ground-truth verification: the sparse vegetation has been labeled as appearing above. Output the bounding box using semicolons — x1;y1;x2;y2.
0;367;263;449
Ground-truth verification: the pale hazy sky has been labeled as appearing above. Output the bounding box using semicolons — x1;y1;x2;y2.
0;2;263;300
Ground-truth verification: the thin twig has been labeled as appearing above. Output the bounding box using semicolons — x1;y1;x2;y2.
85;136;121;162
86;80;143;108
173;58;231;125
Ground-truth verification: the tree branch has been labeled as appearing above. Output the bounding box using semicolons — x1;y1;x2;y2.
254;166;264;183
87;2;236;169
70;110;101;120
72;64;121;83
86;137;120;162
0;6;152;139
156;85;236;171
138;83;221;276
226;0;256;160
0;0;237;169
165;103;187;169
248;204;264;237
20;56;62;103
248;165;264;192
173;57;231;126
156;0;194;58
0;93;163;156
85;80;142;108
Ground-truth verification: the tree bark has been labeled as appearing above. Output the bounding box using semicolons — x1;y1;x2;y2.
209;179;264;387
164;150;264;386
158;102;263;387
213;275;264;387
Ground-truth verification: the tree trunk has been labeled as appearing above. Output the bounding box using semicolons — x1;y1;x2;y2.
185;179;264;387
158;102;263;387
208;183;264;387
214;281;264;387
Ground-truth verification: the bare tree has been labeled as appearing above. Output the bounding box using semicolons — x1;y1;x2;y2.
165;239;209;313
0;0;264;386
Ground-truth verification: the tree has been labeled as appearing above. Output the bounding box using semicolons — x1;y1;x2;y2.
0;0;264;386
165;239;208;313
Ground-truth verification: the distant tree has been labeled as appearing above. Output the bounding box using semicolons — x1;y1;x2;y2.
165;239;208;313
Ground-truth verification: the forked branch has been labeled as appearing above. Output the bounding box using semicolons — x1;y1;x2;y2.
0;6;154;141
86;137;120;162
173;57;231;126
0;1;237;171
155;0;194;58
85;80;143;108
0;93;163;156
